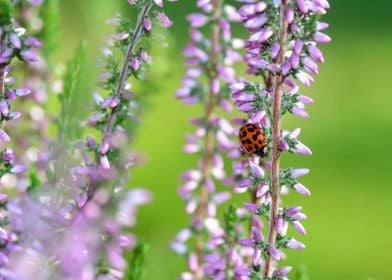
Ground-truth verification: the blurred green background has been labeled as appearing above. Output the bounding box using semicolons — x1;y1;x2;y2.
56;1;392;279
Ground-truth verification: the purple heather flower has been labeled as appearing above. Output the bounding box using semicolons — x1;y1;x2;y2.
296;70;314;87
20;50;39;62
253;247;262;266
27;0;44;5
249;161;265;178
249;29;273;43
291;168;310;178
10;34;21;49
251;226;263;242
15;88;31;96
298;94;314;104
174;2;243;278
268;245;281;261
10;165;27;174
314;32;331;43
244;202;259;214
234;266;251;277
293;221;307;235
256;184;269;198
144;17;152;31
0;129;11;142
244;14;268;29
239;238;254;247
0;49;12;63
293;183;311;196
228;0;330;277
153;0;163;7
285;206;303;217
157;12;173;28
287;239;306;250
187;13;209;28
292;106;309;118
236;178;252;189
131;57;139;71
294;141;312;155
308;45;325;63
0;193;8;202
275;266;292;277
275;216;288;236
115;32;129;41
26;37;42;47
279;139;289;151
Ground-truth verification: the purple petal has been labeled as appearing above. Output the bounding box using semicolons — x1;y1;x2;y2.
294;221;307;235
244;202;258;213
291;168;310;178
236;178;252;189
268;245;280;261
287;239;305;250
249;161;265;177
0;129;10;142
275;266;292;277
293;183;311;196
15;88;31;96
157;12;173;28
10;165;27;174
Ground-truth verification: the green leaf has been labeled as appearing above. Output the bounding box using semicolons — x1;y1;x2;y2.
0;0;12;26
127;240;149;280
57;41;87;143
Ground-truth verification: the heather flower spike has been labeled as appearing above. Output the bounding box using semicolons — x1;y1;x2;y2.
62;1;174;278
0;0;42;277
229;0;331;278
0;1;175;279
173;0;243;278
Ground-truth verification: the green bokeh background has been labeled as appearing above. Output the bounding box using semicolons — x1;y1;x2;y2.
56;1;392;279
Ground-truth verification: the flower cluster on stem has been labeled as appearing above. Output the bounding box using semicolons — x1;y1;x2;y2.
229;0;330;278
172;0;244;278
8;0;54;183
2;1;175;279
0;0;41;278
62;1;175;278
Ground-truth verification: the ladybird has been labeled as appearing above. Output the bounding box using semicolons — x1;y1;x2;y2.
239;124;268;157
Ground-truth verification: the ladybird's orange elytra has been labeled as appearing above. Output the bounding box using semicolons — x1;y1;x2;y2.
239;124;268;157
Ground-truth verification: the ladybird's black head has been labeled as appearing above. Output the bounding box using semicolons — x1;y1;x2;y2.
255;146;268;158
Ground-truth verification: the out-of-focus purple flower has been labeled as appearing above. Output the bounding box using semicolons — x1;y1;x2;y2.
274;266;292;277
293;183;311;196
186;13;209;28
287;239;306;250
157;12;173;28
21;50;39;62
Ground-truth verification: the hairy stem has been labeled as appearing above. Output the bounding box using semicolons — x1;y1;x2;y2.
102;2;152;143
85;2;153;200
263;1;289;278
194;0;221;278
